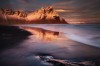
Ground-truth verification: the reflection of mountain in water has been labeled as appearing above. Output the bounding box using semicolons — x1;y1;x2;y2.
20;26;62;40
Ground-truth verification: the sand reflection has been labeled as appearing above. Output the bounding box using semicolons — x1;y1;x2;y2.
20;26;63;41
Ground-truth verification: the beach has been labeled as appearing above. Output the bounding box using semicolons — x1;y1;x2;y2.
0;25;100;66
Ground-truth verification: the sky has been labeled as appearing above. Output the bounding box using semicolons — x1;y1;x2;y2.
0;0;100;23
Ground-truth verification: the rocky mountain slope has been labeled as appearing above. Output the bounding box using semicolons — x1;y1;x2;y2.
0;6;67;25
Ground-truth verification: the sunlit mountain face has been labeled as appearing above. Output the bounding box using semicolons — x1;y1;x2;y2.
0;6;67;25
0;0;100;24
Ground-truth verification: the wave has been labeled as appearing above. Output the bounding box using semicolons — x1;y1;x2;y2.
66;34;100;48
19;24;100;48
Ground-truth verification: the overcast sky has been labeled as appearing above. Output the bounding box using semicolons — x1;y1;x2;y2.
0;0;100;22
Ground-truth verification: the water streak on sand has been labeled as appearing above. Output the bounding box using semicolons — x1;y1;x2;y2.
0;25;100;66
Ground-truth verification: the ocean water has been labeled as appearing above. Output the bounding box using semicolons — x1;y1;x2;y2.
0;24;100;66
20;24;100;48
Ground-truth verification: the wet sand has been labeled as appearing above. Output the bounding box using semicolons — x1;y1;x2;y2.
0;26;100;66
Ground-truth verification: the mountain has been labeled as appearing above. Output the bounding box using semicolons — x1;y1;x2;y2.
27;6;67;24
0;6;67;25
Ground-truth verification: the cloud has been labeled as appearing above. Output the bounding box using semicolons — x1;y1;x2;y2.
47;0;100;20
0;0;11;8
55;9;73;13
0;0;100;22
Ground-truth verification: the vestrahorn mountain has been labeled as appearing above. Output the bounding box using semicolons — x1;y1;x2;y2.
0;6;67;25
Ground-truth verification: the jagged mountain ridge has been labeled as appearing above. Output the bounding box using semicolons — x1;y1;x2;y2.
0;6;67;25
27;6;59;20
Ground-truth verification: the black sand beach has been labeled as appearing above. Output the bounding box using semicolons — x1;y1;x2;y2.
0;26;100;66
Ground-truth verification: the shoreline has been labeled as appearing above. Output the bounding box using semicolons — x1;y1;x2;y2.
0;25;100;66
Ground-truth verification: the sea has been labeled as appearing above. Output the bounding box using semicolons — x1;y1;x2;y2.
0;24;100;66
